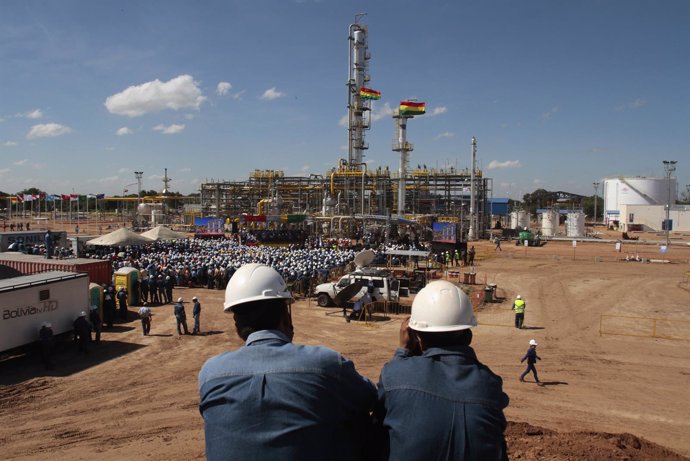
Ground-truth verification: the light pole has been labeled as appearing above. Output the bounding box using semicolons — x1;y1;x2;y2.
123;182;137;226
662;160;677;248
592;182;600;225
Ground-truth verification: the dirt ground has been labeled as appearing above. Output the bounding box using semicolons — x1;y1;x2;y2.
2;234;690;460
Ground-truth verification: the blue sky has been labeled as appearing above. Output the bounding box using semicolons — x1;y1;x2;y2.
1;0;688;199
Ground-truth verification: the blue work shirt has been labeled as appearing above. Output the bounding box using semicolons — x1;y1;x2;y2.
199;330;377;461
375;346;509;461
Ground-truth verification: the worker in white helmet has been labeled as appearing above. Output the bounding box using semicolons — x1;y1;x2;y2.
198;263;376;460
513;294;526;329
374;280;509;460
520;339;542;384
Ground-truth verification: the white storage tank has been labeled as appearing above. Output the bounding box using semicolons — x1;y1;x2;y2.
603;177;676;223
510;211;530;230
541;209;559;237
566;211;585;237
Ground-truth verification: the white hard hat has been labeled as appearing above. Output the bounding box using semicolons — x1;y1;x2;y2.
177;297;184;303
529;339;538;346
80;311;87;317
516;294;522;299
224;263;292;312
408;280;476;332
192;296;198;301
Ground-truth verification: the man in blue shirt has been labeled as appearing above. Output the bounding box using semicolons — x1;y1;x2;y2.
199;263;376;460
375;280;509;461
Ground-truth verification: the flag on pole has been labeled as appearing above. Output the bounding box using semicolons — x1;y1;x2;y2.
61;194;71;201
96;194;105;199
399;101;426;116
70;194;79;201
360;87;382;100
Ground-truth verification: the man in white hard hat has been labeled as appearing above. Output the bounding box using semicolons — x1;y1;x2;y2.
199;263;376;460
191;296;201;335
513;294;526;329
520;339;542;384
374;280;509;460
173;297;189;335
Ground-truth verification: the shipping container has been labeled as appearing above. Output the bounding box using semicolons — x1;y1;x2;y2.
1;271;89;352
0;252;112;286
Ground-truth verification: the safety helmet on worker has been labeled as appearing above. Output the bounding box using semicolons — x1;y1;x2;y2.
224;263;292;312
516;294;522;299
408;280;476;332
529;339;538;346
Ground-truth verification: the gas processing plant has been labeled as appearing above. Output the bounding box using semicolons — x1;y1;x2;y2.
200;16;493;240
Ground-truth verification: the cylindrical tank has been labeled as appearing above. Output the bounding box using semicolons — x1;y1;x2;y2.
603;177;676;217
541;209;559;237
510;211;530;230
566;211;585;237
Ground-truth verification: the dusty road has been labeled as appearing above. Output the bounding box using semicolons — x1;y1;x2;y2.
1;238;690;460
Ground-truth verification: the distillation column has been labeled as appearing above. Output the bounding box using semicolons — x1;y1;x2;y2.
392;113;413;215
347;18;371;169
469;137;477;240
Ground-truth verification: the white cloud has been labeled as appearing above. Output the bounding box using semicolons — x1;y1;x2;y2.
88;175;120;183
105;74;207;117
23;109;43;119
615;98;647;111
116;127;133;136
26;123;72;139
434;131;455;140
32;162;47;170
487;160;522;170
178;167;192;173
118;168;129;173
153;123;185;134
338;114;349;127
3;141;18;147
370;102;394;122
0;168;10;174
13;159;28;166
542;106;559;120
260;87;285;101
533;179;544;185
428;106;447;117
217;81;232;95
231;89;246;100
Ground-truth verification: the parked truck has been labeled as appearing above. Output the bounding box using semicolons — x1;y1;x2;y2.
0;271;89;353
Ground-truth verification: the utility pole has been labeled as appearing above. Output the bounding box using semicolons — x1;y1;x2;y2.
592;181;600;225
662;160;677;248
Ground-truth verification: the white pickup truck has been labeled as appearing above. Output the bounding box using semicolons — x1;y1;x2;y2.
314;269;399;307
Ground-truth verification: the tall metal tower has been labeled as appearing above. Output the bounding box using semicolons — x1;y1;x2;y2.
347;14;372;170
468;137;478;240
392;113;413;215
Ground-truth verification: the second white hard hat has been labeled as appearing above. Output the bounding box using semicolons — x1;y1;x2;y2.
529;339;538;346
224;263;292;312
409;280;477;332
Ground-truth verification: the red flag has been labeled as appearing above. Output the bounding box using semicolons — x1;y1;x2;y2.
70;194;80;201
61;194;71;201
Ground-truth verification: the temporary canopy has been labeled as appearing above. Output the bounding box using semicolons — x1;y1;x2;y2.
140;225;187;241
86;228;154;246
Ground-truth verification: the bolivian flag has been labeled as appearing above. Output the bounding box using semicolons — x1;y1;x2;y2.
360;87;382;100
399;101;426;116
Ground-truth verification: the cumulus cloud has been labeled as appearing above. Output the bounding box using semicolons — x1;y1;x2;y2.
428;106;447;117
26;123;72;139
116;127;133;136
21;109;43;119
370;102;395;122
153;123;185;134
3;141;18;147
260;87;285;101
13;159;28;166
217;81;232;95
487;160;522;170
105;75;206;117
434;131;455;140
615;98;647;111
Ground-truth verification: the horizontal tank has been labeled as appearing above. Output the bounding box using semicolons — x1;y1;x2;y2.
566;211;585;237
604;177;676;214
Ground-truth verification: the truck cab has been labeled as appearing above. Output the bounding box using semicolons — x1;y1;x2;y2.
315;269;400;307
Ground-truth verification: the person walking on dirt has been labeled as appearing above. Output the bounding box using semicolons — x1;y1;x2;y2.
199;264;376;460
117;286;128;320
103;286;116;328
192;296;201;335
73;311;92;354
468;245;476;266
39;322;55;369
520;339;541;384
494;236;502;251
513;294;526;329
89;305;102;345
138;303;152;336
174;297;189;335
374;280;509;460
